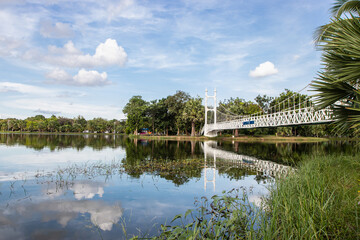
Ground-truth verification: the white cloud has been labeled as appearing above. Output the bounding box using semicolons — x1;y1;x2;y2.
40;21;74;38
0;81;86;96
0;37;23;57
0;82;49;95
0;10;37;38
73;69;109;86
43;38;127;68
249;61;279;78
0;9;38;56
46;68;110;86
46;68;72;82
47;41;82;56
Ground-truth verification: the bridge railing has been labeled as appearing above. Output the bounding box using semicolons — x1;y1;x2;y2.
205;106;333;133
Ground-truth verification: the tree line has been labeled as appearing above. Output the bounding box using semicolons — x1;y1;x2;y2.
123;89;357;137
0;115;126;133
0;88;358;137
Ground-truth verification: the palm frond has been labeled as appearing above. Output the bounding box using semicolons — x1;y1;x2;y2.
332;0;360;17
313;17;360;46
313;1;360;135
315;17;360;85
311;73;356;108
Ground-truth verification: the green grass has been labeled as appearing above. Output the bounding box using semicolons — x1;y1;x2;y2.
146;153;360;240
263;153;360;239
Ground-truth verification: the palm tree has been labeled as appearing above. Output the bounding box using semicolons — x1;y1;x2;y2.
311;0;360;134
182;97;204;136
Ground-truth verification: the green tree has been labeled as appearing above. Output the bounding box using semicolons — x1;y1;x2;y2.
37;120;47;132
123;96;148;135
75;116;87;131
146;100;161;134
269;89;308;113
18;120;26;132
26;121;37;132
182;97;204;136
165;91;191;135
255;94;273;112
47;116;59;132
156;98;173;135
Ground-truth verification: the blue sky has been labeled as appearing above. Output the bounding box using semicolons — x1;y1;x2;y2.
0;0;333;120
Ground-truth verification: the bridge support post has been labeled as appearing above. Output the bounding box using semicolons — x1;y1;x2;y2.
204;89;218;137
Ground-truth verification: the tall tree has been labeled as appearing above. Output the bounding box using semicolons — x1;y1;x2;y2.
123;96;148;135
165;91;191;135
182;97;204;136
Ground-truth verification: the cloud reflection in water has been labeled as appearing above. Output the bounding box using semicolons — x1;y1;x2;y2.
1;199;123;233
44;180;105;200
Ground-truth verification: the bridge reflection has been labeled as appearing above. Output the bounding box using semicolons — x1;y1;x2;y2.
201;141;293;191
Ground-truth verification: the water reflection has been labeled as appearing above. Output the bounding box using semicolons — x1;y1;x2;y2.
0;133;357;164
0;134;358;239
202;141;293;178
44;180;105;200
1;199;123;232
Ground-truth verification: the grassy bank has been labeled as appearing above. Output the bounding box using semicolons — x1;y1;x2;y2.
263;153;359;239
149;153;360;239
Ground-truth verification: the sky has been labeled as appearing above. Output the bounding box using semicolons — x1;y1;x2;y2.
0;0;334;120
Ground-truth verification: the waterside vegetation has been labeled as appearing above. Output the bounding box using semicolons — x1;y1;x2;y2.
151;153;360;240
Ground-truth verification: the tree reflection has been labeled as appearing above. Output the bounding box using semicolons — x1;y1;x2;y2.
0;133;358;186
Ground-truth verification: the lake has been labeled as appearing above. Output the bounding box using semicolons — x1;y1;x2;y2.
0;134;356;239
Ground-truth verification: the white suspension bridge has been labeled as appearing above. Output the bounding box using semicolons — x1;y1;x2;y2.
202;87;334;137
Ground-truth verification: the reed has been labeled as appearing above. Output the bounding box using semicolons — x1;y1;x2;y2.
263;153;360;239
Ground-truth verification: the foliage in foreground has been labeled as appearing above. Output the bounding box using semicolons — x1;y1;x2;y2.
312;0;360;134
265;154;360;239
144;154;360;239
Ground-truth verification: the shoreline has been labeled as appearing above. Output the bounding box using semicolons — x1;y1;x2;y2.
1;131;357;143
131;135;330;143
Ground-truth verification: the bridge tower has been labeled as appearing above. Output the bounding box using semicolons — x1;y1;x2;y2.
204;89;218;137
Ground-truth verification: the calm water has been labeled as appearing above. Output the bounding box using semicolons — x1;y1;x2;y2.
0;134;356;239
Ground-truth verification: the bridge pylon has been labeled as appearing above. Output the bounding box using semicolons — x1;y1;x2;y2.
204;88;218;137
